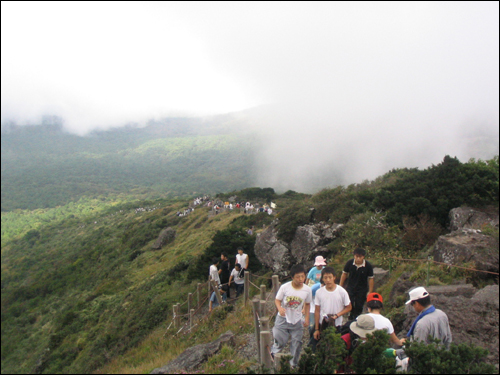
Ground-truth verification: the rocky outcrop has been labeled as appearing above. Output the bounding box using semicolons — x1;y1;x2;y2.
151;331;235;374
254;221;344;276
397;285;499;366
449;206;499;232
373;267;390;290
152;227;176;250
433;225;499;275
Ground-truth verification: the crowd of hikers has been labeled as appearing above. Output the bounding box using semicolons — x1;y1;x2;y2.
271;248;452;371
209;246;453;371
208;247;249;312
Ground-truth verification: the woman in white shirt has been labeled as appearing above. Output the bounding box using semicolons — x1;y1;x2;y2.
366;292;404;346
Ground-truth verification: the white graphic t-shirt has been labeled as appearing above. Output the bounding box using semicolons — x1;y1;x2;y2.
276;281;313;324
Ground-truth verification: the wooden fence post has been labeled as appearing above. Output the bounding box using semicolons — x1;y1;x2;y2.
190;309;195;331
174;304;181;329
260;317;270;332
252;297;261;363
197;283;202;309
260;331;273;369
272;275;279;298
173;304;178;329
260;284;266;301
244;272;250;305
188;293;193;316
260;299;267;319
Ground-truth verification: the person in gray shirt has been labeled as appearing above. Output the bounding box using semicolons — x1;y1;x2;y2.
403;286;452;349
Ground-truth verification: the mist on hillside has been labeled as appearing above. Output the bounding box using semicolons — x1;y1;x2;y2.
2;2;499;194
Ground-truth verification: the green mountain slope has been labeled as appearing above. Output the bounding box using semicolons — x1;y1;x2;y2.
1;118;257;211
1;156;498;374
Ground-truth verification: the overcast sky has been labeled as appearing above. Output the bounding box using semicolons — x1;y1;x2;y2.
2;2;499;190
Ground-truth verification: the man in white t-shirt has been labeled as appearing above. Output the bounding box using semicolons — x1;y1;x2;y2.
209;257;220;286
229;263;245;297
312;266;352;349
364;292;404;346
271;264;312;368
235;247;249;270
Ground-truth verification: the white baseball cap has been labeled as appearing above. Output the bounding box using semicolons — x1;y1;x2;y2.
405;287;430;304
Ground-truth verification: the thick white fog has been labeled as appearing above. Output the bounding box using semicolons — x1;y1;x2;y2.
2;2;499;191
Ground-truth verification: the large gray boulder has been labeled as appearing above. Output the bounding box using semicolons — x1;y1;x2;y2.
432;230;499;275
151;331;235;374
152;227;176;250
449;206;499;232
254;221;343;276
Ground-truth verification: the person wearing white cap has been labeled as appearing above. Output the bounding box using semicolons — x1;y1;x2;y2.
405;286;452;348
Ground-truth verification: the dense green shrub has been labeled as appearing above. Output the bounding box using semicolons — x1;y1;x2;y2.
276;202;313;243
351;330;396;374
186;227;259;281
404;337;497;374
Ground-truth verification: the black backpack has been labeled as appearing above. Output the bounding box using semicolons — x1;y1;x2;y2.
238;268;246;279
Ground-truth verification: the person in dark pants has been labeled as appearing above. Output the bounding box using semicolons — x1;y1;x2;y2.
339;248;374;320
219;252;231;298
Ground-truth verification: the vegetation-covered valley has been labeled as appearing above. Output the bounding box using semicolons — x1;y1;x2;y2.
1;119;499;373
1;117;256;211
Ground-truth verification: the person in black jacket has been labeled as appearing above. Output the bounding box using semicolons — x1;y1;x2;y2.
219;252;231;298
339;248;374;320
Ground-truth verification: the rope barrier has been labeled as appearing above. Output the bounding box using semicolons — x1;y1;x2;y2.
162;319;174;337
249;280;261;289
388;256;500;275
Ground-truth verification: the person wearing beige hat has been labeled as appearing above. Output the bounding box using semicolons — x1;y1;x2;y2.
349;314;378;338
405;286;452;348
339;314;379;369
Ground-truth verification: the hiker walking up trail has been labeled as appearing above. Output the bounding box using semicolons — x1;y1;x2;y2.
310;266;352;350
306;256;326;286
219;252;231;298
228;263;245;298
405;286;452;348
271;264;313;368
209;258;220;286
339;248;374;320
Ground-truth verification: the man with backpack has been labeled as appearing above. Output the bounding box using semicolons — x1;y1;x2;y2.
229;263;245;297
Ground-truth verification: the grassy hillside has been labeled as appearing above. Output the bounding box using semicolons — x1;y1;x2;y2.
1;197;265;373
1;156;498;374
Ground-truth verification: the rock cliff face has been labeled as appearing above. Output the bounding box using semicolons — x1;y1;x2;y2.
449;206;499;232
254;221;344;276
